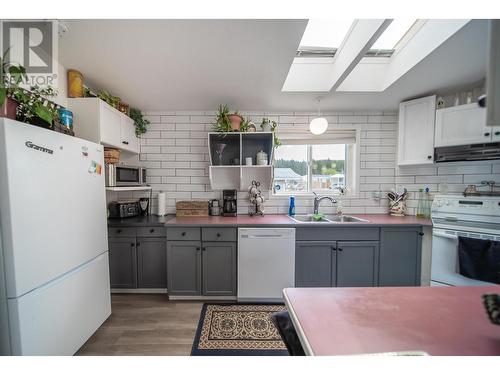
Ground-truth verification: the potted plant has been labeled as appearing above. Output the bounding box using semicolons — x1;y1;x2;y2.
11;86;59;128
212;105;244;132
0;49;27;120
129;107;150;137
97;89;120;109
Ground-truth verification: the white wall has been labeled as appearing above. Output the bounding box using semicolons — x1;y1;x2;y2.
106;110;500;216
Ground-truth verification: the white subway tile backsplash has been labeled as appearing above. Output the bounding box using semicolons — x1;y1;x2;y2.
122;109;500;216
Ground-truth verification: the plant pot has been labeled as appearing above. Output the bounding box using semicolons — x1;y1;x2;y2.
228;114;243;131
261;123;271;132
27;116;53;129
0;97;18;120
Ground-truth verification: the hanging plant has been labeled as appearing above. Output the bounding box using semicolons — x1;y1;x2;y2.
261;118;281;147
129;107;150;137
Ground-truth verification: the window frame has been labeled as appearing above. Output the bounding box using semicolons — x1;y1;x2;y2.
272;132;360;198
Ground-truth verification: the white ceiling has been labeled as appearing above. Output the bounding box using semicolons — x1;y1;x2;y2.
59;19;488;112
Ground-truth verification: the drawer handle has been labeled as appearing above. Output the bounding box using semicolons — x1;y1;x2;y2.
216;233;221;237
196;247;200;251
181;232;186;236
202;247;206;251
338;248;343;252
150;229;155;233
122;141;129;145
331;246;336;251
137;242;141;247
419;232;424;236
117;229;122;234
485;132;491;137
130;242;134;247
427;155;432;160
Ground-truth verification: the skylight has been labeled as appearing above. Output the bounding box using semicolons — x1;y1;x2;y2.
298;19;354;51
371;19;417;50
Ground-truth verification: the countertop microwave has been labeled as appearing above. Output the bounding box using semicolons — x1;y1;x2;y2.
105;164;146;187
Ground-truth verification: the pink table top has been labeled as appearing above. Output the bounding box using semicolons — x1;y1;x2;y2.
283;286;500;356
165;214;432;226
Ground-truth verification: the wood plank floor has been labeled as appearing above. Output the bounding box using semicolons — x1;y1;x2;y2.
77;294;203;356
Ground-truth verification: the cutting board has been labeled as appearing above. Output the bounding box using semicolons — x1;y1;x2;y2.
176;201;209;217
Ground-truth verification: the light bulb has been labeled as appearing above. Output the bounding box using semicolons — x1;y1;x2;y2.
309;117;328;135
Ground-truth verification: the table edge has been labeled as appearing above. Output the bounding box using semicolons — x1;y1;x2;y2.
283;289;314;356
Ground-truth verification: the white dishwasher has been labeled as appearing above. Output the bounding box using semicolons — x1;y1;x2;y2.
237;227;296;302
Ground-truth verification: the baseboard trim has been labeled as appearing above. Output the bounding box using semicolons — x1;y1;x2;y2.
111;288;168;294
168;295;237;301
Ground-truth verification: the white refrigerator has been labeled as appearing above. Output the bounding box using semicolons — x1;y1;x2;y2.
0;118;111;355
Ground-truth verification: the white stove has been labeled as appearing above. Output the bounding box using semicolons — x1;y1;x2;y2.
431;194;500;286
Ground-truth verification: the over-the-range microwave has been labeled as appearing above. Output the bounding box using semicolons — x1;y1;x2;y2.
105;164;147;187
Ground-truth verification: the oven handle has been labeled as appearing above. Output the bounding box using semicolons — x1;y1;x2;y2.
433;231;458;240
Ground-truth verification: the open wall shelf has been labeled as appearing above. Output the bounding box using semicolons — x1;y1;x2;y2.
208;132;274;191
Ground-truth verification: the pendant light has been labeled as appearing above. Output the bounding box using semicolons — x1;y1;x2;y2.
309;98;328;135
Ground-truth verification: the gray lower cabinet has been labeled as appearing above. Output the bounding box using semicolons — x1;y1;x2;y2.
202;242;237;296
296;240;378;288
166;227;237;296
379;227;422;286
137;237;167;288
295;241;335;287
109;237;137;288
108;226;167;290
166;241;202;295
336;241;379;287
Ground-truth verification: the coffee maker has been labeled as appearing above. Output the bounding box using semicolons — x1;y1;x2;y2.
222;189;237;217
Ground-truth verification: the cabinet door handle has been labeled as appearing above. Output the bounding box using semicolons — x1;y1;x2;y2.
150;229;155;233
338;248;343;252
485;132;491;137
427;155;432;160
196;247;201;251
181;232;186;236
122;141;129;145
495;132;500;136
419;232;424;236
216;233;221;237
331;246;337;251
202;247;206;251
117;229;122;234
136;242;140;247
130;242;134;247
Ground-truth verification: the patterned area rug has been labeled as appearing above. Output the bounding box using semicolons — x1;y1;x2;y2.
191;303;289;356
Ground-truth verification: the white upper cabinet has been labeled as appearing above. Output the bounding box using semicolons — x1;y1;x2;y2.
99;102;121;147
397;95;436;166
120;115;139;154
486;20;500;127
69;98;139;154
434;104;488;147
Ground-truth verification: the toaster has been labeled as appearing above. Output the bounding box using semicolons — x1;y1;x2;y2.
108;200;140;218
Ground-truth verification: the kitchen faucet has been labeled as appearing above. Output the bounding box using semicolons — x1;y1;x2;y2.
313;192;337;215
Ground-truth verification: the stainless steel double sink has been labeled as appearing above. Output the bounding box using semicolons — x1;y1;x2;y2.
288;214;369;223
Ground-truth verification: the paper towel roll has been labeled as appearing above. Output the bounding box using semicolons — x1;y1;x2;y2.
157;191;167;216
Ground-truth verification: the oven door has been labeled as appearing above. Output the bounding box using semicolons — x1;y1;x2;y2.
431;228;496;286
115;166;141;186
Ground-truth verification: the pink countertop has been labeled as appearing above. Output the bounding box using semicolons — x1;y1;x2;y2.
284;286;500;356
164;214;432;226
165;214;296;226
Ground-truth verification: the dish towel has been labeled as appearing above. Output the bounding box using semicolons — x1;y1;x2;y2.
458;237;500;284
